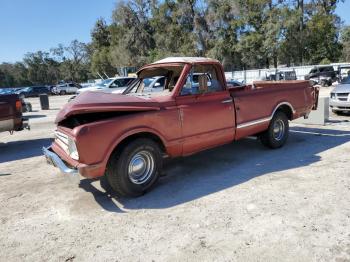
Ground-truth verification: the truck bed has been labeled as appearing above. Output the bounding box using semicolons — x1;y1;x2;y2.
229;80;316;139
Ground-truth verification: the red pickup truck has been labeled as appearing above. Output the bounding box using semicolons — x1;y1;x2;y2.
43;57;318;197
0;94;29;133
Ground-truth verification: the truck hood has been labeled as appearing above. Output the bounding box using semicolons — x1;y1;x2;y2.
332;84;350;93
55;92;160;124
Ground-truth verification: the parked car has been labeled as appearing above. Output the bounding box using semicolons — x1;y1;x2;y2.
142;76;166;92
265;69;297;81
0;94;29;133
304;65;336;87
0;88;10;95
226;80;244;88
52;82;82;95
76;77;136;95
0;87;23;95
337;65;350;83
330;75;350;114
43;57;319;197
80;79;102;88
15;86;50;98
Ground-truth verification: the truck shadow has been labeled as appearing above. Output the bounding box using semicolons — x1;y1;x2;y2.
80;126;350;212
0;138;51;163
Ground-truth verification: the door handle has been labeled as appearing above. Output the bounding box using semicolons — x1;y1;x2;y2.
221;99;232;104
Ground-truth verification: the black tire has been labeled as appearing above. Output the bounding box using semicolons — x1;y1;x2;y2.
332;110;341;115
105;138;163;197
60;90;66;95
260;111;289;149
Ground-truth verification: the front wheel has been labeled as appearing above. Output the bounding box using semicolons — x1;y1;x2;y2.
332;109;342;115
105;138;163;197
260;111;289;149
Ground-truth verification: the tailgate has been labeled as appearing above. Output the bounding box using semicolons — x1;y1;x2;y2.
0;96;13;120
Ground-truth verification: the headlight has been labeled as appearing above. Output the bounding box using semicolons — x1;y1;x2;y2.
68;137;79;160
330;93;335;99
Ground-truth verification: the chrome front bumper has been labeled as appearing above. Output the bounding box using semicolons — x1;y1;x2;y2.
329;99;350;111
43;146;80;183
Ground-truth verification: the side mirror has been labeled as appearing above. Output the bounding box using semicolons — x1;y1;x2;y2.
154;82;161;87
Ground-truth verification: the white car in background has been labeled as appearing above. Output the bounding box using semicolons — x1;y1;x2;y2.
143;76;166;93
52;82;82;95
76;77;136;95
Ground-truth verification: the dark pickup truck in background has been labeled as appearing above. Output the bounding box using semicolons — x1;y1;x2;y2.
0;94;29;133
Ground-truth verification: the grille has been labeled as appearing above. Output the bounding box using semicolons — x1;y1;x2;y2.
55;131;69;153
336;93;349;101
337;93;349;96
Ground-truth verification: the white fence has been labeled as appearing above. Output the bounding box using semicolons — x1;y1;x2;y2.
225;62;350;83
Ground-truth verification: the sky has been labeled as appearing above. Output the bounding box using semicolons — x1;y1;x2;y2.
0;0;117;63
0;0;349;63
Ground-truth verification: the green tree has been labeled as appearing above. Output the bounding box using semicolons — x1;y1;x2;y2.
90;18;117;77
52;40;91;82
340;26;350;62
110;0;155;67
23;51;60;84
303;1;342;64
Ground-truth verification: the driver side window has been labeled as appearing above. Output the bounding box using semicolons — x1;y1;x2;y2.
180;65;223;96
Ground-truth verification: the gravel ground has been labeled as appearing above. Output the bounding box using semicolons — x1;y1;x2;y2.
0;94;350;262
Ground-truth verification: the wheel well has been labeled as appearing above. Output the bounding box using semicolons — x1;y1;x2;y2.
112;132;166;157
276;104;293;120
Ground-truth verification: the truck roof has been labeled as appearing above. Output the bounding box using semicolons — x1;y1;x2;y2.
151;57;220;64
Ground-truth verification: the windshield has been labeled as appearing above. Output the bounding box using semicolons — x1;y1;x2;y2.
341;77;350;84
96;78;114;87
124;66;184;97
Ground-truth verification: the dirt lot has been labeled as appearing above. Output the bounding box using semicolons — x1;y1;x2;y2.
0;93;350;262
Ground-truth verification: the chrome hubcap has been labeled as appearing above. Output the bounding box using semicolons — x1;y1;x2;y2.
128;150;154;185
273;119;285;141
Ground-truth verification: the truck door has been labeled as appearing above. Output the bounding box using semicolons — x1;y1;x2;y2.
175;64;235;155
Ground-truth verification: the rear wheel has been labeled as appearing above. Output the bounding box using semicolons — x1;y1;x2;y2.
260;111;289;149
105;138;163;197
332;109;342;115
